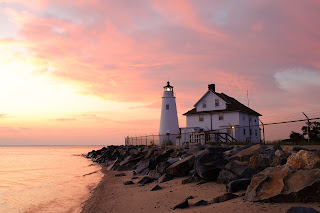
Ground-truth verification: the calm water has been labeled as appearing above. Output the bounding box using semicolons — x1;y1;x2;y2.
0;146;104;213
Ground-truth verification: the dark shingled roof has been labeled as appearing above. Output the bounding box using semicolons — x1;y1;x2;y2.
183;92;262;116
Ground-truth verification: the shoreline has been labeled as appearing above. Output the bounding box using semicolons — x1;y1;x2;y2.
81;167;320;213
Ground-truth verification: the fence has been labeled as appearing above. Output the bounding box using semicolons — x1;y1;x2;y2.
125;116;320;146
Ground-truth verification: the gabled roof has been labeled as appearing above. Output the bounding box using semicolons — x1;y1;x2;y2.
183;91;262;116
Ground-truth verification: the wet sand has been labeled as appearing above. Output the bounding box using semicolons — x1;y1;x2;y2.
81;168;320;213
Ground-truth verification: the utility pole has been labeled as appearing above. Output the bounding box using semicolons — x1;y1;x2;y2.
302;112;310;143
259;119;265;144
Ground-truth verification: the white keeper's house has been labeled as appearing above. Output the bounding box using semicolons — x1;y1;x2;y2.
181;84;262;144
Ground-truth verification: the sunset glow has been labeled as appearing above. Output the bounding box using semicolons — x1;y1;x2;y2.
0;0;320;145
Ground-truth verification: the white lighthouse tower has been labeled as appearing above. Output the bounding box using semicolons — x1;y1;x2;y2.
159;81;179;146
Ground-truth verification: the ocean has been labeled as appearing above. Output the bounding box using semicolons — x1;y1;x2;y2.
0;146;104;213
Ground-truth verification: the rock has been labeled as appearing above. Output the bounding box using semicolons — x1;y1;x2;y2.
145;148;156;159
129;148;138;155
182;175;201;184
107;158;119;171
245;165;320;202
193;200;208;206
158;173;174;183
229;144;267;162
167;157;180;165
137;176;154;185
150;184;162;191
115;173;126;177
131;171;137;176
248;154;272;172
225;161;253;178
197;146;231;163
275;149;285;157
217;169;238;184
138;168;150;176
195;159;227;181
286;150;320;170
173;199;189;210
181;153;193;159
135;159;156;174
186;196;195;199
227;178;251;193
123;181;134;185
194;148;230;181
148;170;161;180
131;177;139;180
223;145;251;159
156;161;170;175
166;155;195;177
271;154;289;167
273;145;283;152
286;207;319;213
212;193;239;204
188;169;196;176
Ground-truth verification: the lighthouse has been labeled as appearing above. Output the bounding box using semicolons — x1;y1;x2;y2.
159;81;179;146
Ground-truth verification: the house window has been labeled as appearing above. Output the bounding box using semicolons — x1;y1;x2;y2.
255;119;257;123
243;128;246;135
250;129;252;135
166;104;169;110
255;129;257;136
199;114;204;122
215;99;219;107
243;115;245;121
202;100;207;108
219;112;223;120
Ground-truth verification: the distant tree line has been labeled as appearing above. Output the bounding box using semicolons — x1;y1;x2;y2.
289;121;320;142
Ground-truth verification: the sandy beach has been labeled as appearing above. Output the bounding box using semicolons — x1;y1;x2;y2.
81;167;320;213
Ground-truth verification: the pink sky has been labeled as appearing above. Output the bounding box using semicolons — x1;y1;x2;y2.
0;0;320;145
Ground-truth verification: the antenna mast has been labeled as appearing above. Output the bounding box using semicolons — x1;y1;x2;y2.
247;89;250;107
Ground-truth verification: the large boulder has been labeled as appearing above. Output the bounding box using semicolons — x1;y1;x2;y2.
227;178;251;193
135;159;156;174
286;150;320;170
166;155;195;177
229;145;268;162
156;161;170;175
225;161;253;178
148;170;161;180
107;158;119;171
223;145;251;159
194;147;230;181
195;159;228;181
248;154;272;172
245;165;320;202
217;169;238;184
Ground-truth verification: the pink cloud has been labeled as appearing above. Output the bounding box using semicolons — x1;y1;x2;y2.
2;0;320;144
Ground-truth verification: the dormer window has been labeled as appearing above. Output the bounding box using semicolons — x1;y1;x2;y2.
164;81;173;91
215;99;219;107
202;100;207;108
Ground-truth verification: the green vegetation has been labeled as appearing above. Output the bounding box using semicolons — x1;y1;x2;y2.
287;121;320;144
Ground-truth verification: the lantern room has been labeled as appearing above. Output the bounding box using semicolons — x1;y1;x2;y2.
164;81;173;92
